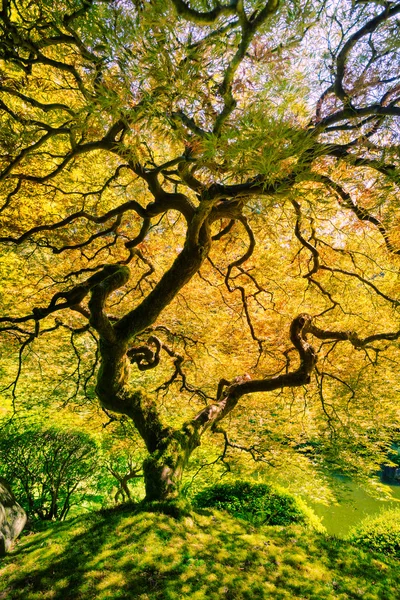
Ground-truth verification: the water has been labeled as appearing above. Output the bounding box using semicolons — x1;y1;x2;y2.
310;482;400;537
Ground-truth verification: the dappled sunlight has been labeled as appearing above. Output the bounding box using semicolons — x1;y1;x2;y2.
1;509;400;599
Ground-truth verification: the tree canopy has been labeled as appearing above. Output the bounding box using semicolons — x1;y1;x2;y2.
1;0;400;501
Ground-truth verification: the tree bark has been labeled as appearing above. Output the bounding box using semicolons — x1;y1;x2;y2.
142;428;200;501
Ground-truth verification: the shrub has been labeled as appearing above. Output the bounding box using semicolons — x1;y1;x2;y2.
0;419;99;521
347;508;400;557
192;480;324;531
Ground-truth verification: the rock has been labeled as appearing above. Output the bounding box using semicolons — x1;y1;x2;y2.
381;465;400;484
0;478;26;555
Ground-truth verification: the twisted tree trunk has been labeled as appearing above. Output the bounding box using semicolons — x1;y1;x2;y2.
86;251;319;502
140;314;317;501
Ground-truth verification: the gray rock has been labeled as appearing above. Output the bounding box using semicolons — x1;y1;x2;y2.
0;478;26;555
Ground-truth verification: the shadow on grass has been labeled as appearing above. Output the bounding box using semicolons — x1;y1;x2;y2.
1;506;400;600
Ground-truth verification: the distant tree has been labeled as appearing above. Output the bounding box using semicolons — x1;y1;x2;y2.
1;0;400;501
105;454;142;503
0;420;99;520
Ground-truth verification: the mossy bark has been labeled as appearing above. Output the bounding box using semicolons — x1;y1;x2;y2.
142;430;200;501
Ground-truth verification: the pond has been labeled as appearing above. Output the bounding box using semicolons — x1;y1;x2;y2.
310;482;400;537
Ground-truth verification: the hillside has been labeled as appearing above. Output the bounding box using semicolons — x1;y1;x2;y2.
0;506;399;600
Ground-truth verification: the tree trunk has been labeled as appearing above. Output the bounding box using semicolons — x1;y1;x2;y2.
142;431;200;501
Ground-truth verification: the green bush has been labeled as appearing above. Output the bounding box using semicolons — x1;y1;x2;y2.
0;419;100;521
192;480;324;531
348;508;400;557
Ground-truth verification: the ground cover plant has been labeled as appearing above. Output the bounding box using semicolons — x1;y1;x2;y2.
1;507;400;600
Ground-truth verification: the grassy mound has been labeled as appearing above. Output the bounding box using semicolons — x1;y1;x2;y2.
0;505;399;600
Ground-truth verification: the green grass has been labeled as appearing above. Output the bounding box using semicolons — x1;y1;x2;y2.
0;505;399;600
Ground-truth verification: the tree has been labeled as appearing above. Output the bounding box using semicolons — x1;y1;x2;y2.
0;0;400;502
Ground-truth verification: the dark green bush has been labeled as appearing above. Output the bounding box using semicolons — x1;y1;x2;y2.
192;480;324;531
348;508;400;557
0;419;100;521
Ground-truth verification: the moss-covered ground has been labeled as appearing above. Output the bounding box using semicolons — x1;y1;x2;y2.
0;505;399;600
